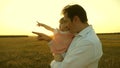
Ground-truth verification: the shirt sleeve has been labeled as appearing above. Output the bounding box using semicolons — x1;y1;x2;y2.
51;40;97;68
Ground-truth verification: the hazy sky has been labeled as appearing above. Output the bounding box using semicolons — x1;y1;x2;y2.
0;0;120;35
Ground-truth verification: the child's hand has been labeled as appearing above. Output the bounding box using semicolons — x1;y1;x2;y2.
36;21;43;26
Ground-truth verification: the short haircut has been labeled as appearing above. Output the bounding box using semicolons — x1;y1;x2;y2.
62;4;88;23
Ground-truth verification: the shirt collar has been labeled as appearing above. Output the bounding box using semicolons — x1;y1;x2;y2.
75;25;93;37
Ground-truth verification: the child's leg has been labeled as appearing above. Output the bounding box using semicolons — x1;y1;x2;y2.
53;53;64;62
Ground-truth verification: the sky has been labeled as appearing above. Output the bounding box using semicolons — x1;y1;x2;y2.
0;0;120;36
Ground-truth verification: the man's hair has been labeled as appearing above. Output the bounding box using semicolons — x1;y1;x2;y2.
62;4;88;23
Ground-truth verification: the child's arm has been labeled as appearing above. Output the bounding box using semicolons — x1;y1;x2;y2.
37;21;54;32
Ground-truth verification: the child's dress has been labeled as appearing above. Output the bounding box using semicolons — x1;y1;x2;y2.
48;29;74;55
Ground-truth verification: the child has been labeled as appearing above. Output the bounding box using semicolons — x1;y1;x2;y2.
36;18;74;62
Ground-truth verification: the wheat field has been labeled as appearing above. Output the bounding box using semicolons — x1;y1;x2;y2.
98;34;120;68
0;34;120;68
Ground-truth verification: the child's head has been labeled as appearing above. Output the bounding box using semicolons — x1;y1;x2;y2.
59;17;69;31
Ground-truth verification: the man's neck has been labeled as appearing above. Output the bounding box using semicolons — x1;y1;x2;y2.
76;24;89;34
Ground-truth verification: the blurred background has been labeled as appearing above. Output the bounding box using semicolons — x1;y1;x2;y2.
0;0;120;36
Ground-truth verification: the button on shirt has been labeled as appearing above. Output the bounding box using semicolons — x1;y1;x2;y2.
50;25;103;68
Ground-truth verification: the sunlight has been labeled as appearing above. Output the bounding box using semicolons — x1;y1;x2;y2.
0;0;120;35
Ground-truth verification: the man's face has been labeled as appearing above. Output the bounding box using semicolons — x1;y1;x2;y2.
64;13;77;34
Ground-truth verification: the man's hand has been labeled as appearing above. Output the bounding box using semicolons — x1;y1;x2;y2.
32;31;52;41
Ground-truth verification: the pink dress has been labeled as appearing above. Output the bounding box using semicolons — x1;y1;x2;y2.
48;29;74;54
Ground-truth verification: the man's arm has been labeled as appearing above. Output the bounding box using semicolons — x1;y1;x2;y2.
51;41;101;68
32;31;52;41
37;21;55;32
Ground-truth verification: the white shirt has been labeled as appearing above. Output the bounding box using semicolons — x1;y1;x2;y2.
50;25;103;68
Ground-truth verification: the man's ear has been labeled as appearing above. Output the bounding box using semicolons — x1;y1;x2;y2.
73;16;79;23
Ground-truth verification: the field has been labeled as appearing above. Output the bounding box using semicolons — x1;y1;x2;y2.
0;34;120;68
98;34;120;68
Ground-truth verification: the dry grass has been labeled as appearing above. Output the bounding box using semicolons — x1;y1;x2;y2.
98;34;120;68
0;34;120;68
0;36;53;68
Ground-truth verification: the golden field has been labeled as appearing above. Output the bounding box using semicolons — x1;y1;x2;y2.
0;33;120;68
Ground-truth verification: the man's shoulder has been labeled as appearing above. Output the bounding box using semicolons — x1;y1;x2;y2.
75;32;100;46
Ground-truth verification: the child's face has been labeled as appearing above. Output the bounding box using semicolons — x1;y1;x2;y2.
59;20;69;31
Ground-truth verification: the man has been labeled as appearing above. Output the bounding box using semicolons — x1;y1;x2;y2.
50;4;103;68
35;4;103;68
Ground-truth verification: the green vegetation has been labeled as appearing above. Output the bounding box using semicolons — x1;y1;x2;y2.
0;34;120;68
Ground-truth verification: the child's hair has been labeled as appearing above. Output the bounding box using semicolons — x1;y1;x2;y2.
59;17;64;24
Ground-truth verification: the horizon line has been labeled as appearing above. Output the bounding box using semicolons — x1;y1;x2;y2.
0;32;120;36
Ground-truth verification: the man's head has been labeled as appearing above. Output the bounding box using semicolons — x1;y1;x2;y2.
62;4;89;34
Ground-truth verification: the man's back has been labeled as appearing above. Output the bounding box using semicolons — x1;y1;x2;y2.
51;26;103;68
